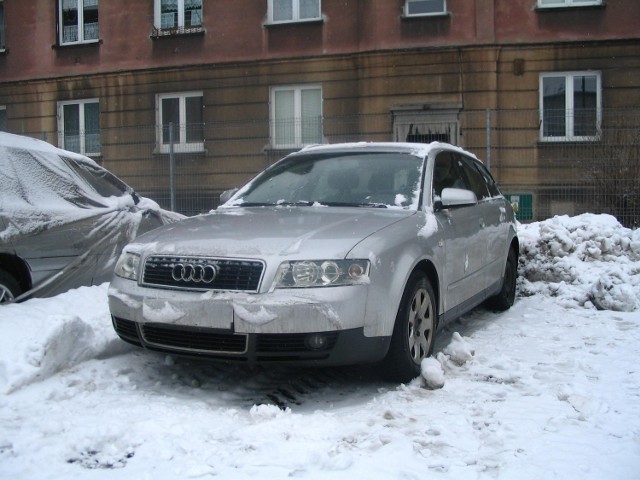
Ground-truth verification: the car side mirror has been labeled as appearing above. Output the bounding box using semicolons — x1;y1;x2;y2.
437;188;477;210
219;188;239;205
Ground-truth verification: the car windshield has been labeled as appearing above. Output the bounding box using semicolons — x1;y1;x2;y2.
232;152;424;209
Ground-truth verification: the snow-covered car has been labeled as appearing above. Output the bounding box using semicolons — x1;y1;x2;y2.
0;132;184;303
108;142;518;382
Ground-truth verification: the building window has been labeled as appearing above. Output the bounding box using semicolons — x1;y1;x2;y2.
58;0;99;45
271;86;322;149
0;1;5;52
57;99;101;155
404;0;447;16
154;0;203;34
537;0;602;8
156;92;204;153
540;72;601;141
268;0;321;24
0;106;6;131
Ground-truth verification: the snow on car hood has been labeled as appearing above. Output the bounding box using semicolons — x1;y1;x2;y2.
127;206;416;260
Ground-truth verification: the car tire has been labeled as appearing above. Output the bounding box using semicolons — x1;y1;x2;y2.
380;271;437;383
486;247;517;312
0;269;21;304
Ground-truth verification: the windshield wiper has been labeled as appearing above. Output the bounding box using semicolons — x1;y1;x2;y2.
319;202;388;208
237;201;315;207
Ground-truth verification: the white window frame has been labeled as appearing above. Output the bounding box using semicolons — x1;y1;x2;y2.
404;0;448;17
267;0;322;24
58;0;100;46
0;0;5;52
537;0;602;8
156;91;204;154
0;105;6;131
270;85;323;149
539;71;602;142
57;99;101;155
153;0;203;31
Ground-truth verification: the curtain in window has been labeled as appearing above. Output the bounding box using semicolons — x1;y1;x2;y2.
61;0;79;43
63;104;81;153
161;0;178;28
84;102;100;153
185;0;202;27
274;90;295;146
301;88;322;144
273;0;293;22
83;0;99;40
407;0;445;15
300;0;320;19
185;96;203;143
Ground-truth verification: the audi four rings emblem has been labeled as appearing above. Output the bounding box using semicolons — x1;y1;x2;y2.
171;263;218;283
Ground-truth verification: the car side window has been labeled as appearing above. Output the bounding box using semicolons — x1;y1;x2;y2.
473;160;501;198
432;151;468;198
457;154;490;201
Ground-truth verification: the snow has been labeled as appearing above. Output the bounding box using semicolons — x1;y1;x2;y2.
1;213;639;479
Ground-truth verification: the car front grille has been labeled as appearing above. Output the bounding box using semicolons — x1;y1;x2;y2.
141;255;264;292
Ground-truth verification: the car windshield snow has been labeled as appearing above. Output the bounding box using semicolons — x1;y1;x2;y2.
232;152;424;209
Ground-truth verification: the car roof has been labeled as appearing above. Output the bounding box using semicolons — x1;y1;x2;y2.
296;141;480;161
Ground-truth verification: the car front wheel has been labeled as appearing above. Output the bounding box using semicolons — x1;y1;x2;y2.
380;271;437;383
0;269;21;304
486;247;517;312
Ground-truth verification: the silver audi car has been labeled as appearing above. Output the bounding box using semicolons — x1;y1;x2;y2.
108;142;518;382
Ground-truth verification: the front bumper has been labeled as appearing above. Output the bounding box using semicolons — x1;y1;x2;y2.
112;316;390;365
108;278;390;365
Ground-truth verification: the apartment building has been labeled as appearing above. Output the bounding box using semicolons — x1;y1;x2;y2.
1;1;639;219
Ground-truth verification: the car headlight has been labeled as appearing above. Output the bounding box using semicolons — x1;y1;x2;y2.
275;260;370;288
114;252;141;280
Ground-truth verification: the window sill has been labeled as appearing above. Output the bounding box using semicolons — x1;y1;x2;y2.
151;26;206;39
52;39;102;50
264;18;324;28
401;11;451;20
538;136;601;144
535;3;605;12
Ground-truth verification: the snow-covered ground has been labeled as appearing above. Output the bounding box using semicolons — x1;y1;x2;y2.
1;213;639;479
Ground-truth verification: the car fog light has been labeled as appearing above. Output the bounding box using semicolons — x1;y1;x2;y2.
306;333;328;351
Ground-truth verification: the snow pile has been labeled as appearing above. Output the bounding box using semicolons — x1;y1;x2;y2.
0;285;123;394
421;332;475;389
518;213;640;311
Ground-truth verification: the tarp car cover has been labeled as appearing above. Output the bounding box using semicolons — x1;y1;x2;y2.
0;132;183;300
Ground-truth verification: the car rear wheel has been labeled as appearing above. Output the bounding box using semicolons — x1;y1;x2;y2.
486;247;517;311
380;271;437;383
0;269;21;304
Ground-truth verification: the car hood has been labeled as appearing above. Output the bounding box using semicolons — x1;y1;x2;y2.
129;206;416;260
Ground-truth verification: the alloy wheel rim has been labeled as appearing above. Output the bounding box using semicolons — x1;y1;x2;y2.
0;286;15;304
407;287;433;364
